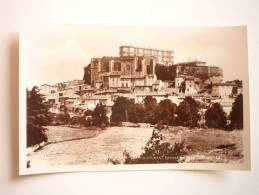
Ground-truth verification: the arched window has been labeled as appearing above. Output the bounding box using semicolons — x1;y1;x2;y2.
137;57;142;71
114;61;121;71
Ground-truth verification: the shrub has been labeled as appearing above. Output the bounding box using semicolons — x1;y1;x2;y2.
205;103;227;128
123;129;186;164
69;116;87;126
60;113;70;124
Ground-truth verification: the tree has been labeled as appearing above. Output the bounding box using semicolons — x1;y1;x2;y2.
175;96;200;127
27;87;50;147
127;101;140;123
230;94;243;129
111;97;135;123
205;103;227;128
144;95;157;107
56;105;70;124
179;81;186;93
132;103;145;123
83;64;91;85
143;96;157;124
154;99;177;125
155;64;176;81
84;109;94;117
92;103;109;127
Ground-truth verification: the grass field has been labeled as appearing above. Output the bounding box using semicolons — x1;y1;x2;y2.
45;125;102;143
26;125;244;171
26;126;153;169
161;127;244;163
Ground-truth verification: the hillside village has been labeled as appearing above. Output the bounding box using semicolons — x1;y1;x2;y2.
37;45;243;121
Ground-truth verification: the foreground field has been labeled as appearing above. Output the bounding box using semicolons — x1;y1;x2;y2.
161;127;244;163
26;125;244;171
26;126;153;170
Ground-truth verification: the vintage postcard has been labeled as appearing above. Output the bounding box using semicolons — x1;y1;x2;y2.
19;24;250;175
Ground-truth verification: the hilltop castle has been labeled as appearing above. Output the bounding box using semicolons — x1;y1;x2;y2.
38;45;242;117
83;45;223;94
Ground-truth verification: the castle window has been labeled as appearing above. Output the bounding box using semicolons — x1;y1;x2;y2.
147;59;153;74
101;60;109;72
147;65;151;74
114;61;121;71
127;64;131;71
137;58;142;71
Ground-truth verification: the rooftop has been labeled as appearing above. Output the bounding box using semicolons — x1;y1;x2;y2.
119;45;174;53
175;61;206;66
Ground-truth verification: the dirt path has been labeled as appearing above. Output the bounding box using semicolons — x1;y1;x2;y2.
27;126;153;170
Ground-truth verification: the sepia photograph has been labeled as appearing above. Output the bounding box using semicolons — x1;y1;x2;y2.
19;24;250;175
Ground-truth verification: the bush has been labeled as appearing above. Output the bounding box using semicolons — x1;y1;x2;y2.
69;116;87;126
123;129;186;164
230;94;243;129
59;113;70;124
205;103;227;128
175;96;200;127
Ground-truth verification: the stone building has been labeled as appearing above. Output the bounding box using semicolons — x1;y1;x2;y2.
175;75;199;95
87;45;173;89
38;84;58;95
174;61;223;82
119;45;174;65
211;82;242;97
56;79;85;91
83;46;224;96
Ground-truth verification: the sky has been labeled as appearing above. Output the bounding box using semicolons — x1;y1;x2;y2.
20;24;248;88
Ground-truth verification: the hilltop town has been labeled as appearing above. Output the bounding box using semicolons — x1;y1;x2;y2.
37;45;243;120
25;44;245;169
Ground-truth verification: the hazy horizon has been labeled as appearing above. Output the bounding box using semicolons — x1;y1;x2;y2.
21;24;248;88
